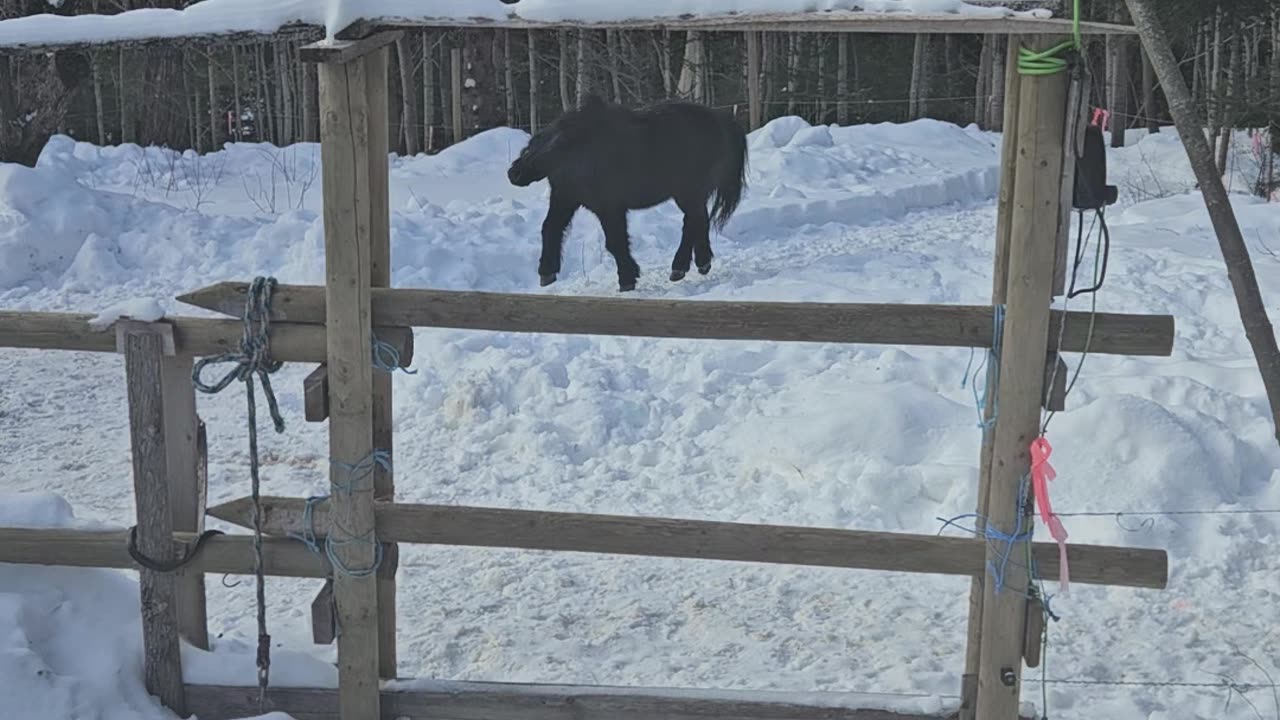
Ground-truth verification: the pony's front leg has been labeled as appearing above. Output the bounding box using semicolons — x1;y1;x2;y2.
539;191;579;286
599;209;640;292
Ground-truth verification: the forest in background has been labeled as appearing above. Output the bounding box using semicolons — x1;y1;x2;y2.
1;0;1277;197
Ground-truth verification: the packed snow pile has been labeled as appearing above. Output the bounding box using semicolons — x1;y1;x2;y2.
2;116;1280;720
0;0;1051;49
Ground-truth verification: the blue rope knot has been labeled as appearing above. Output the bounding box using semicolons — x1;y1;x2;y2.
289;449;391;581
192;276;286;433
372;334;418;375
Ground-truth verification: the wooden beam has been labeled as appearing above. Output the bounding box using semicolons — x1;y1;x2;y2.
363;45;399;682
304;365;330;422
299;30;403;64
206;496;1169;590
185;681;975;720
176;283;1176;357
1042;354;1068;412
976;35;1072;720
0;311;414;366
0;527;393;579
161;352;209;650
319;54;382;720
121;325;185;716
311;578;336;645
1054;64;1091;296
961;34;1024;720
341;15;1137;38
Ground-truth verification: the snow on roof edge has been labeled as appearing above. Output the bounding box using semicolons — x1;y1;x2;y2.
0;0;1067;52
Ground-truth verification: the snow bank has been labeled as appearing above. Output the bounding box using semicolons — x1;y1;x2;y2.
0;0;1049;49
0;493;314;720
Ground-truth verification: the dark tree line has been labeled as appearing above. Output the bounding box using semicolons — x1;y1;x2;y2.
2;0;1278;195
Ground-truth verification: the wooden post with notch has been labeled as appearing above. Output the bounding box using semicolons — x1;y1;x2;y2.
960;33;1022;720
160;351;210;650
119;320;186;715
319;49;382;720
975;34;1071;720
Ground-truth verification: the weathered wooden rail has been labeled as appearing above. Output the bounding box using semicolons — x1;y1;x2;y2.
0;14;1169;720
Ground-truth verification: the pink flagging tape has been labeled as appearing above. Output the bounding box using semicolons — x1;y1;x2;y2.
1030;437;1070;594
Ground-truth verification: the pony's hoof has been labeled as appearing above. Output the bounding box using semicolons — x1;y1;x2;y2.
619;281;637;292
697;262;712;275
539;273;557;287
669;270;687;282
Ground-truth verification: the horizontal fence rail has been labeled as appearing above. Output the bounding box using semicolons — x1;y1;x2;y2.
185;681;1005;720
206;497;1169;590
179;282;1176;357
0;311;414;366
0;527;395;579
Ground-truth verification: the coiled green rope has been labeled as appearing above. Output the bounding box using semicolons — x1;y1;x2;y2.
1017;0;1082;75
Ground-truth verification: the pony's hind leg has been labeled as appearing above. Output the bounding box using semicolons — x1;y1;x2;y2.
674;194;713;278
599;209;640;292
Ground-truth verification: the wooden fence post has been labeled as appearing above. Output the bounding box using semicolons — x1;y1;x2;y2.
120;321;186;716
960;33;1022;720
975;35;1071;720
319;52;382;720
161;352;209;650
364;44;399;681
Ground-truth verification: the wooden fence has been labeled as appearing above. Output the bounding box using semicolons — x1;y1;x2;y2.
0;23;1166;720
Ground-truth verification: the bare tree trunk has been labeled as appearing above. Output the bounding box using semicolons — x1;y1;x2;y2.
275;41;293;145
817;35;828;122
987;36;1006;131
1107;34;1128;147
119;49;135;144
909;34;930;120
1141;45;1158;133
975;34;993;127
231;45;243;141
1217;21;1241;174
1209;9;1224;157
91;53;106;145
656;30;674;98
677;30;705;102
527;29;539;135
1192;22;1204;111
503;30;517;126
575;29;590;105
1268;10;1279;197
396;37;420;155
837;34;849;125
1125;0;1280;444
606;29;623;104
192;54;205;150
558;29;572;111
207;51;219;151
256;43;272;143
422;32;436;151
785;33;800;115
303;61;317;142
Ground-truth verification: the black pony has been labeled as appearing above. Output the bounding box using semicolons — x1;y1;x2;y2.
507;94;748;292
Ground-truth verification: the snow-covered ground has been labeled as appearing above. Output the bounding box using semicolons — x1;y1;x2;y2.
2;117;1279;720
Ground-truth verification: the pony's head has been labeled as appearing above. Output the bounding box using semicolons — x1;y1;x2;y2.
507;95;609;187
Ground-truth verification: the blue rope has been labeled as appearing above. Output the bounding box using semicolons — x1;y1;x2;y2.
961;304;1004;432
936;471;1035;596
290;449;391;581
372;334;417;374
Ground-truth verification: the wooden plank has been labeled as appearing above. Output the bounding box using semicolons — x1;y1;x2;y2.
160;352;209;650
299;30;403;64
206;497;1169;590
122;326;185;715
185;682;973;720
319;54;382;720
960;34;1025;718
0;527;393;579
1023;595;1045;668
976;35;1072;720
363;44;399;682
0;311;414;366
341;16;1137;37
176;283;1176;358
304;365;330;422
311;579;336;645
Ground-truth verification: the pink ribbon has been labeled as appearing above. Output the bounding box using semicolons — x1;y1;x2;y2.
1030;437;1069;594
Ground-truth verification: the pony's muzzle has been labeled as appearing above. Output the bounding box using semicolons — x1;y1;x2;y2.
507;162;532;187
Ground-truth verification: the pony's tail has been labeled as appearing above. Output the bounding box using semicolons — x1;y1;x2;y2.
710;112;748;232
